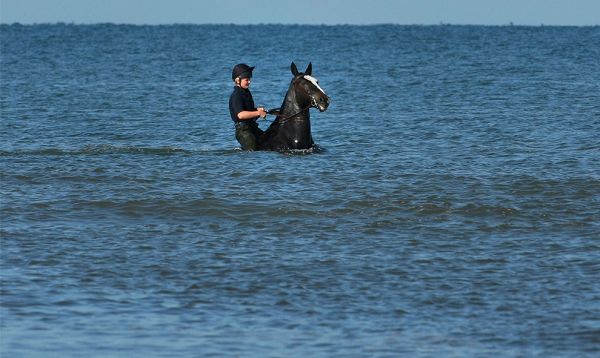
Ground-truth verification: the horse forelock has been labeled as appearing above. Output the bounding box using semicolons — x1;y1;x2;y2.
303;75;327;95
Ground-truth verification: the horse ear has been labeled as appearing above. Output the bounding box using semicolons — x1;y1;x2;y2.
305;62;312;76
291;62;299;76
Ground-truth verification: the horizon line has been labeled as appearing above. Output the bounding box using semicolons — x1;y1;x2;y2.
1;21;598;27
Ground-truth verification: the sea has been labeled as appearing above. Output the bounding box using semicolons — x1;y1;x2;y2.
1;23;599;357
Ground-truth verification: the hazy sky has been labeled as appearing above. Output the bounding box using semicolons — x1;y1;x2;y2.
1;0;598;26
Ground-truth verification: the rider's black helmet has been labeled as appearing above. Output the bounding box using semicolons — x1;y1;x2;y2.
232;63;255;80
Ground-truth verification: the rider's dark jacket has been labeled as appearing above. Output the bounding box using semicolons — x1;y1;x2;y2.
229;86;257;122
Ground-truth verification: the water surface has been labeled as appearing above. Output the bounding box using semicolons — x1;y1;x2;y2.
1;24;599;356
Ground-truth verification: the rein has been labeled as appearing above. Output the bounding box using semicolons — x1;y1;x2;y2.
267;103;313;124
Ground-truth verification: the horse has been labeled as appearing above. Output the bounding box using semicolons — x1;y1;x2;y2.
258;62;330;151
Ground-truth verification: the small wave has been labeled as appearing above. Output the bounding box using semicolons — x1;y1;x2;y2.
455;203;520;217
278;144;326;156
71;198;263;219
0;145;191;156
410;202;520;218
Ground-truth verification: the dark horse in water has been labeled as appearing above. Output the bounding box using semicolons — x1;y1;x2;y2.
258;62;330;151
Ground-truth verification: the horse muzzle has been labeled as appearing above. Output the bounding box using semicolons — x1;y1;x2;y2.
313;95;330;112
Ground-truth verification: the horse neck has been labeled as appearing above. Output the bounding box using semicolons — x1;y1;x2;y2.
280;83;310;118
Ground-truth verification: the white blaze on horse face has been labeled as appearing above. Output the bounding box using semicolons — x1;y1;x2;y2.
304;75;326;95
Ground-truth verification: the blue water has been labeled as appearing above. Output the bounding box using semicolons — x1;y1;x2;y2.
1;24;599;356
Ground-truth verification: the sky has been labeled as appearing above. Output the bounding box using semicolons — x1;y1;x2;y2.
0;0;598;26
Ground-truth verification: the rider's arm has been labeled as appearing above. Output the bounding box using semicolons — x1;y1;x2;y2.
237;108;266;121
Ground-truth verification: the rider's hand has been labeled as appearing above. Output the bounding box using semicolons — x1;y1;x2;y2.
257;107;267;119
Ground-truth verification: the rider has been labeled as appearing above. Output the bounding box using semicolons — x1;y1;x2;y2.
229;63;267;150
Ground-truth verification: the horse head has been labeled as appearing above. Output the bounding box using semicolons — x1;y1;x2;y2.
290;62;330;112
